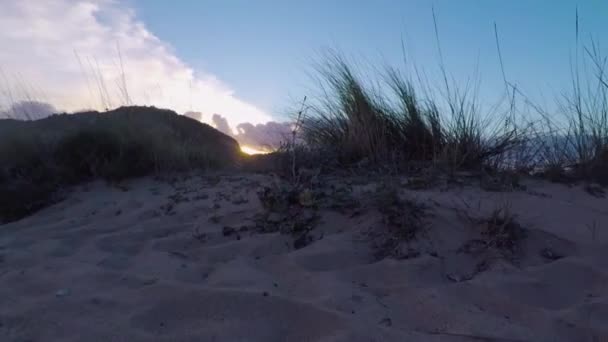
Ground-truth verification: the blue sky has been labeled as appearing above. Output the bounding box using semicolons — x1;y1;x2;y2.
1;1;606;127
130;0;608;118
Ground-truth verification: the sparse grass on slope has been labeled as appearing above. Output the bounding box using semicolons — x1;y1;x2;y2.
0;106;241;223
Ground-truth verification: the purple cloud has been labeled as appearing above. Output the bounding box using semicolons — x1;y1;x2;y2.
0;101;57;120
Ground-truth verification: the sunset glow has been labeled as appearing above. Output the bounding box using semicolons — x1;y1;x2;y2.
240;145;272;155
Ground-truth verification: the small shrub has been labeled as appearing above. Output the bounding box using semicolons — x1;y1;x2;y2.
376;185;427;241
480;206;525;255
255;179;320;247
372;181;428;259
257;180;299;213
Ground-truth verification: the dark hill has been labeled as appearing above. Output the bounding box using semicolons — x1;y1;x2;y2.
0;106;242;222
0;106;240;160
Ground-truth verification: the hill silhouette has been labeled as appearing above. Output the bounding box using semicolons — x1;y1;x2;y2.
0;106;242;222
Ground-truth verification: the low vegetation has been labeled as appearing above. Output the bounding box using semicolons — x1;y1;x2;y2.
0;106;241;222
299;54;522;174
376;182;427;242
373;182;428;260
254;175;320;249
293;43;608;186
479;205;526;255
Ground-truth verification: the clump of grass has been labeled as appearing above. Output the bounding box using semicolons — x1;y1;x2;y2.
302;55;397;164
372;181;428;259
567;33;608;181
457;203;526;272
377;186;426;241
479;205;525;255
532;25;608;185
0;106;240;223
300;53;520;174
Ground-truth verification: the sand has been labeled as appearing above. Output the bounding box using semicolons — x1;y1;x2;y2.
1;172;607;341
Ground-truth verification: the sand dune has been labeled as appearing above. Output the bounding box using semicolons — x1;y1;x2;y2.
1;173;607;341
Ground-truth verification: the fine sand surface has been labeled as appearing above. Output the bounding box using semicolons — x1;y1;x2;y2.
1;173;608;341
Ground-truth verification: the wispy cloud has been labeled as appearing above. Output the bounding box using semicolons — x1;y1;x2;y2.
0;100;57;120
0;0;271;125
211;113;233;136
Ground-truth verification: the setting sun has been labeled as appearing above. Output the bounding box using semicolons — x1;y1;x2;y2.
240;145;272;155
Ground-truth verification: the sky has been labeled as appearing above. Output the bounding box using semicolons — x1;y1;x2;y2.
129;0;607;112
1;1;607;145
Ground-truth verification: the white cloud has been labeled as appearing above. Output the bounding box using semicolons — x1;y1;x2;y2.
0;0;272;126
211;113;293;150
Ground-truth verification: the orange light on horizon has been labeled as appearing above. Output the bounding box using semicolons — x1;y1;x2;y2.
240;145;272;155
